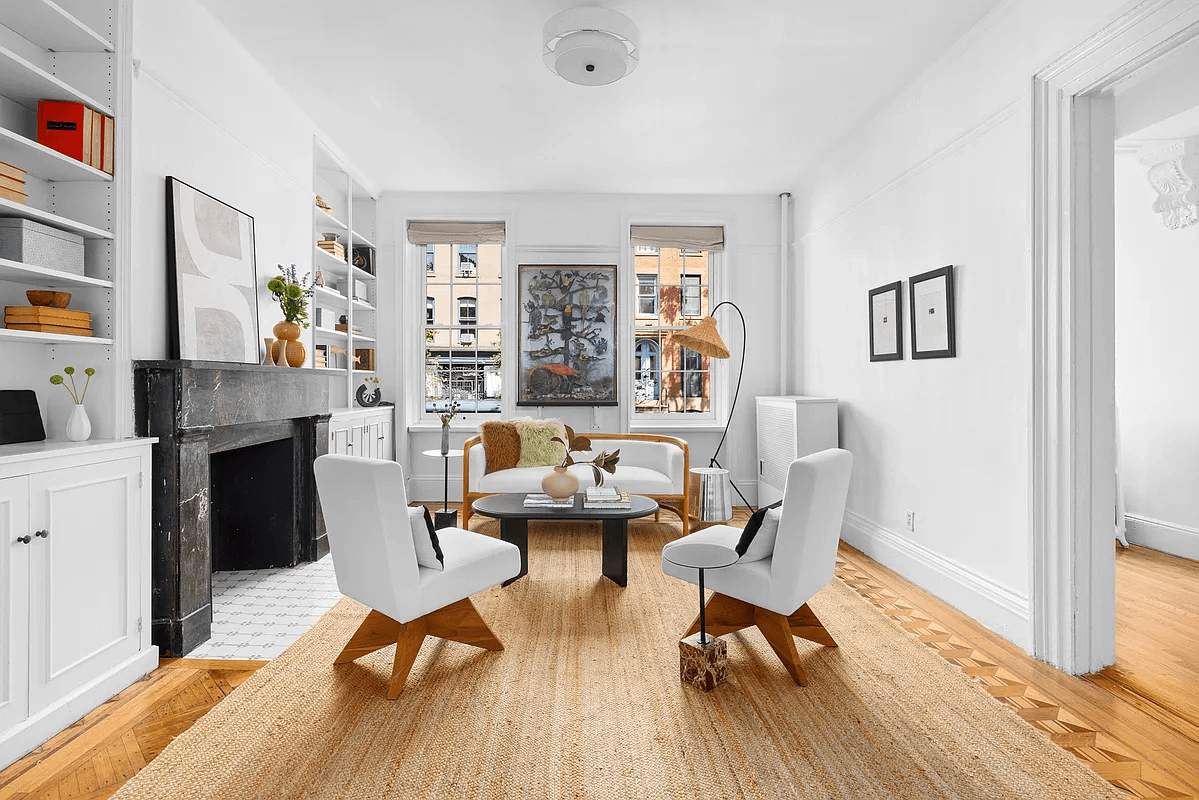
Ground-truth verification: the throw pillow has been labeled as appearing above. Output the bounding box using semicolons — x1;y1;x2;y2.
512;418;567;468
407;504;444;570
734;501;783;561
480;421;522;473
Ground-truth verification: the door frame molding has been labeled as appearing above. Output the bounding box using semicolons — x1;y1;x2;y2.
1030;0;1199;673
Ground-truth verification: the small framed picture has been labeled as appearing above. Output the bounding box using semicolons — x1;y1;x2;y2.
909;265;956;359
868;281;903;362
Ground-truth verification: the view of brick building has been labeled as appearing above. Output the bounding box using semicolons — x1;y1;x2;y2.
633;246;711;413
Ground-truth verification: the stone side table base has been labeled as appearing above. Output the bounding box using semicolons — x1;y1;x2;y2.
680;632;728;691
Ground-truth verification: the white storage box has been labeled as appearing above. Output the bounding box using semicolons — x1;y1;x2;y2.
0;218;85;275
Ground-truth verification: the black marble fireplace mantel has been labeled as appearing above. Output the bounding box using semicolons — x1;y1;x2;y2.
134;360;332;656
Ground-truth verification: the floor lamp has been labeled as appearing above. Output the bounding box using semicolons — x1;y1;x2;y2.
671;300;754;513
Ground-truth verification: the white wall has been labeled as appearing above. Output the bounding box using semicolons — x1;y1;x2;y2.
128;0;365;364
1115;149;1199;560
793;0;1130;650
377;193;782;504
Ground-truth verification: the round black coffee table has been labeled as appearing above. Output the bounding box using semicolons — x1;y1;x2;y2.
471;493;658;587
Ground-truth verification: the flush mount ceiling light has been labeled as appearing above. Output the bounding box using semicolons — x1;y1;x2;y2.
542;6;640;86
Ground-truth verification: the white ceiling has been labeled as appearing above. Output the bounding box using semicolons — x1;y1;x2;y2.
199;0;1002;195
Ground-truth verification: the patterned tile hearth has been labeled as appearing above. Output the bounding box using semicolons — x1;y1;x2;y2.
188;555;341;660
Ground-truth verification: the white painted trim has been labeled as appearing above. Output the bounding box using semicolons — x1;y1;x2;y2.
840;510;1031;650
1124;514;1199;561
1030;0;1199;674
0;646;157;769
799;98;1022;244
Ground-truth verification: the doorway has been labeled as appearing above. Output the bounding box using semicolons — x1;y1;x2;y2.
1030;1;1199;675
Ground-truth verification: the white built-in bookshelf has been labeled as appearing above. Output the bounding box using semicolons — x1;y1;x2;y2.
0;0;129;443
311;137;378;410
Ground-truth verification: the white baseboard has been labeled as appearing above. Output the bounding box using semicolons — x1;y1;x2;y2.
840;510;1031;651
1124;514;1199;561
0;646;159;769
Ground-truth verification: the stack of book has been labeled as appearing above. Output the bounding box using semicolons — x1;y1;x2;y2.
318;237;346;261
37;101;115;175
313;344;328;368
5;305;92;336
583;485;631;509
524;493;573;508
335;322;363;334
0;162;26;204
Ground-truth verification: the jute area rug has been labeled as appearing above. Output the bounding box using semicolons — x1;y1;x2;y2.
115;520;1121;800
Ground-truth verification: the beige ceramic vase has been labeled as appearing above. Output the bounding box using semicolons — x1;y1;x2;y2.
271;321;306;368
541;465;579;502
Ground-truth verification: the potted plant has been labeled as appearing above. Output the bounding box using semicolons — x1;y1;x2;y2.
50;365;95;441
267;264;314;367
542;425;620;501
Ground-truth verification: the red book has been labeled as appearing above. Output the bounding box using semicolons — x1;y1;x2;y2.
37;101;92;164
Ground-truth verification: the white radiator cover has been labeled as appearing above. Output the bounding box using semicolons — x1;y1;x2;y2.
756;396;839;506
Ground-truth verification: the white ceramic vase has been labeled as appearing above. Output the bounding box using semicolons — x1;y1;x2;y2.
66;403;91;442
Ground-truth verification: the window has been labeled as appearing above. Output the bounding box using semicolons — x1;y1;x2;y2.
682;274;701;317
637;274;658;316
632;245;713;415
457;244;477;276
635;339;659;403
422;242;502;416
426;244;435;274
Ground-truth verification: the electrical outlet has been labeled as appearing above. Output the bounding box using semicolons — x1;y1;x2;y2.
905;510;915;532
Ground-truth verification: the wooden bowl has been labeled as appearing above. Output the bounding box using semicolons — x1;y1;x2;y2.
26;291;71;308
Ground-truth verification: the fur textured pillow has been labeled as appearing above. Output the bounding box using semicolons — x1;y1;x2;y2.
512;418;567;468
480;421;522;473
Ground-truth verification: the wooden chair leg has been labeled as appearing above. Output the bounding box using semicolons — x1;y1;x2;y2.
683;592;756;639
388;618;429;699
425;597;503;651
335;610;402;664
788;603;838;647
754;608;808;686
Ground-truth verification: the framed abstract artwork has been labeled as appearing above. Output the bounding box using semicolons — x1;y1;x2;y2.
517;265;618;406
909;265;956;359
166;176;260;363
868;281;903;362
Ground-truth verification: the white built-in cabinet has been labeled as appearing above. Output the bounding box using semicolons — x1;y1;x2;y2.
0;440;156;769
329;407;394;461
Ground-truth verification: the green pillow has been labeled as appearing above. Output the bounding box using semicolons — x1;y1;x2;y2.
512;418;567;468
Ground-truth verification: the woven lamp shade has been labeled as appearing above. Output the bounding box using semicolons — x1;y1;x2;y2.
671;316;730;359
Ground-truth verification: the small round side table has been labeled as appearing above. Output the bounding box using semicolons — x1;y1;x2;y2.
663;540;739;691
421;449;463;529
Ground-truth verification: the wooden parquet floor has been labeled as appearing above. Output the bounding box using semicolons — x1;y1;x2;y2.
0;659;265;800
835;545;1199;799
2;522;1197;800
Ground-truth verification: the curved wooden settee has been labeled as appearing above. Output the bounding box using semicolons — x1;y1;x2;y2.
462;432;690;536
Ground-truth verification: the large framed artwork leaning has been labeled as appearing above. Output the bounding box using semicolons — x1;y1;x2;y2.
166;176;260;364
517;265;618;406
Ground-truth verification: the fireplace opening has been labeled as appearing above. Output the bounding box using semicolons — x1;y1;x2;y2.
210;437;299;572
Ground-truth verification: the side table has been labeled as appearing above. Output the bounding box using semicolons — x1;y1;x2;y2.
421;448;464;529
662;540;739;691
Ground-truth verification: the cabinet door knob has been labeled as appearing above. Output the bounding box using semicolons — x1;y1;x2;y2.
35;529;49;538
16;535;31;544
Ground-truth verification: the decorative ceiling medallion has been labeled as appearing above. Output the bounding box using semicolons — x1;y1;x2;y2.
542;7;640;86
1138;138;1199;230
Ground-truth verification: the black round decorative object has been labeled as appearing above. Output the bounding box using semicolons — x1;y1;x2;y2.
356;383;382;407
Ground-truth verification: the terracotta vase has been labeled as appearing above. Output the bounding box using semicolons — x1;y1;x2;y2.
271;321;306;368
541;465;579;502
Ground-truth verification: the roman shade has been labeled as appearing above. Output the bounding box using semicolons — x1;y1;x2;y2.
630;225;724;252
407;221;506;245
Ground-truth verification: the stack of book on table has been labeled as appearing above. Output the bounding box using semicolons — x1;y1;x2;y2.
523;493;573;508
583;485;631;509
